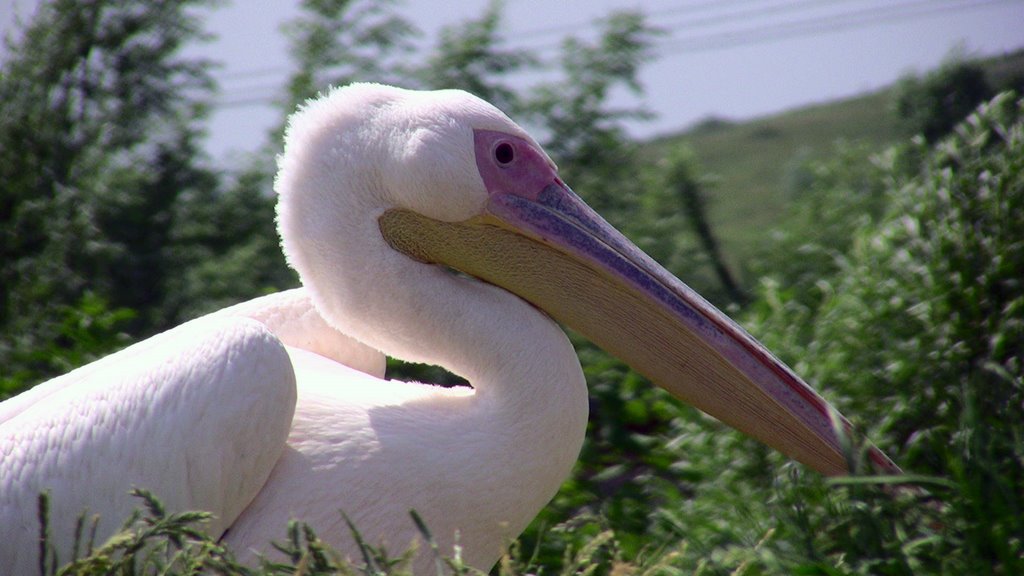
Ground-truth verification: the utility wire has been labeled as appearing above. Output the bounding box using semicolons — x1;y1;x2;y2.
526;0;868;47
525;0;1016;54
213;0;864;88
510;0;772;41
659;0;1020;53
213;0;1021;109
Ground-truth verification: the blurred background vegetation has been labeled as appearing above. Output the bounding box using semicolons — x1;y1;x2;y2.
2;0;1022;574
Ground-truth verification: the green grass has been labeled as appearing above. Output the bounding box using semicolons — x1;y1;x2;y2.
34;490;667;575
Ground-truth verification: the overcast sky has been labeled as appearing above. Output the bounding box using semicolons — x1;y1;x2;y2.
3;0;1023;161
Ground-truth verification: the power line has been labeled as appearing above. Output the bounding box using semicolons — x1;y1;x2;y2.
213;0;856;86
218;66;289;81
523;0;1015;55
509;0;771;41
658;0;1020;54
654;0;871;35
211;0;1021;109
217;93;282;109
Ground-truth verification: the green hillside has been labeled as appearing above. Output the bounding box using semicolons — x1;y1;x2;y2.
648;49;1024;279
657;91;899;268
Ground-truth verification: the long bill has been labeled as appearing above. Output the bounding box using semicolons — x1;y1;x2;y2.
378;131;899;477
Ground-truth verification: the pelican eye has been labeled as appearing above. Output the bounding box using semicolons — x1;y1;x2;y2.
494;142;515;166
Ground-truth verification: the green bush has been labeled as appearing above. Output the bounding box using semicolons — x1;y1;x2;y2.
744;92;1024;574
894;59;994;143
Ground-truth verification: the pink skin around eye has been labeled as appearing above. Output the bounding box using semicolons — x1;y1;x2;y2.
473;129;563;203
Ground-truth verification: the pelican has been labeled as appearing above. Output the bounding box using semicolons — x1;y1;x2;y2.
0;84;897;573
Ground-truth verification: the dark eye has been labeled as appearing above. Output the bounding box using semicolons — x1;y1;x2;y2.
494;142;515;165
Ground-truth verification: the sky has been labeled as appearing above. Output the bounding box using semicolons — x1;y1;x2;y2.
2;0;1023;162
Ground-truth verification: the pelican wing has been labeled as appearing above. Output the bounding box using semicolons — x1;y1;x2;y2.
0;317;296;573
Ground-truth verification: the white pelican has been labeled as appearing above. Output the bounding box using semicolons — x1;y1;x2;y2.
0;84;897;573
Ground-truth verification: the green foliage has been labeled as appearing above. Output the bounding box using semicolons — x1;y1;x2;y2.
0;0;220;389
281;0;417;114
800;95;1024;573
741;93;1024;574
166;166;295;321
660;147;747;306
37;489;238;575
416;0;537;114
0;293;133;398
39;490;655;575
750;141;893;321
811;93;1023;450
894;57;994;143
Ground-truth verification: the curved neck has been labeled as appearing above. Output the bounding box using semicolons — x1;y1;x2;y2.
287;197;590;534
306;210;586;410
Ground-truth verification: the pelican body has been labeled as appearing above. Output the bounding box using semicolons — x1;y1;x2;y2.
0;84;897;573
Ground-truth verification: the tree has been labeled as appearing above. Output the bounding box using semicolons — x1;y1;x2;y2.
661;147;748;305
280;0;417;117
0;0;217;390
894;58;994;143
415;0;537;114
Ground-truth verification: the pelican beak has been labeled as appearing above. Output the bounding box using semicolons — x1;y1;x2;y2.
379;129;898;477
